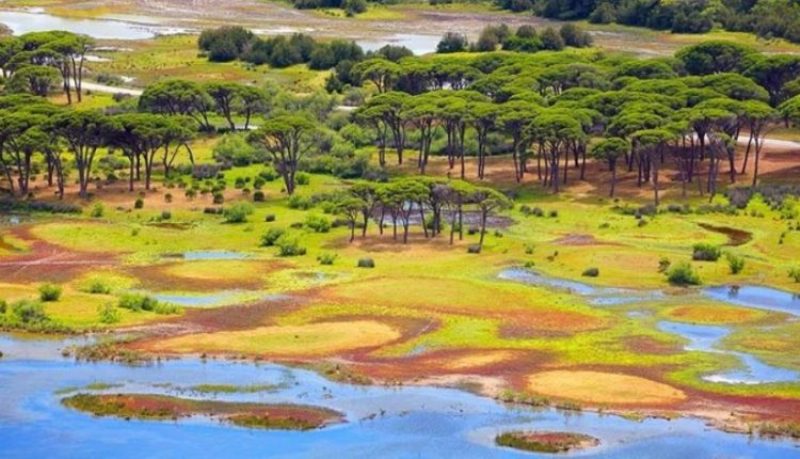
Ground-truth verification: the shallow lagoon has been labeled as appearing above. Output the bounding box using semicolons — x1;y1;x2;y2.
1;334;800;458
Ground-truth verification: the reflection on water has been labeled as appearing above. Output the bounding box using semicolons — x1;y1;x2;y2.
2;333;799;458
358;33;440;55
657;321;798;384
703;285;800;316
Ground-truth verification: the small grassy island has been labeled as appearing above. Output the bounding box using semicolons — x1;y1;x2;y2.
496;431;600;453
61;393;344;431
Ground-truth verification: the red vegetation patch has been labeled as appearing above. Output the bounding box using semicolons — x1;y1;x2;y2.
0;226;117;283
500;311;608;338
62;393;343;430
124;259;288;291
624;336;681;355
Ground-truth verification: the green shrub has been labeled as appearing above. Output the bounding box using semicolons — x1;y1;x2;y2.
357;257;375;268
185;189;197;200
726;253;745;275
692;243;721;261
295;172;310;185
317;253;337;265
90;203;104;218
165;193;173;203
87;280;111;295
39;283;62;302
667;262;701;286
0;299;6;314
260;228;285;247
118;293;159;312
305;214;331;233
153;302;180;315
287;195;312;210
658;257;671;273
264;214;276;222
789;266;800;283
97;303;120;324
223;202;254;223
253;191;265;202
213;192;224;204
276;234;307;257
134;198;144;209
259;167;278;182
253;177;266;190
467;244;482;254
582;267;599;277
12;299;47;323
160;210;172;220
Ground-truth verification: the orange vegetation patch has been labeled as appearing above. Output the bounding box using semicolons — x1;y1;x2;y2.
624;336;681;355
351;348;546;382
527;370;687;406
125;259;288;291
496;431;600;453
62;393;343;430
665;304;767;324
499;310;608;338
147;320;403;358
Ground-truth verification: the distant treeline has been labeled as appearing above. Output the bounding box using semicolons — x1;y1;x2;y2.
488;0;800;43
436;23;593;54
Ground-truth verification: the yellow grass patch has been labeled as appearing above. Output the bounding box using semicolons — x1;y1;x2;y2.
151;320;401;357
527;370;686;405
162;260;272;282
443;350;514;370
664;304;767;324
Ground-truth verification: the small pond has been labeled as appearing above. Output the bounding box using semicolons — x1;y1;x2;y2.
657;321;798;385
0;10;187;40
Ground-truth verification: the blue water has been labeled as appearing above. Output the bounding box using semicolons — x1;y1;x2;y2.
498;268;664;306
500;269;800;318
703;285;800;317
1;334;799;458
148;290;248;308
657;321;798;384
0;10;177;39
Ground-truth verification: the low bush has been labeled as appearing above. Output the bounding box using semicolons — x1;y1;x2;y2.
39;283;62;302
582;267;599;277
357;257;375;268
295;172;311;185
305;214;331;233
276;234;306;256
118;293;159;312
288;195;312;210
467;244;482;254
134;198;144;209
90;203;104;218
667;262;701;286
213;192;224;204
223;202;254;223
658;257;671;273
264;214;276;222
12;299;48;323
97;303;120;324
160;210;172;220
259;167;278;182
165;193;173;203
0;299;6;314
726;253;745;275
260;228;285;247
317;253;337;265
253;191;265;202
87;280;111;295
789;266;800;283
692;243;721;261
